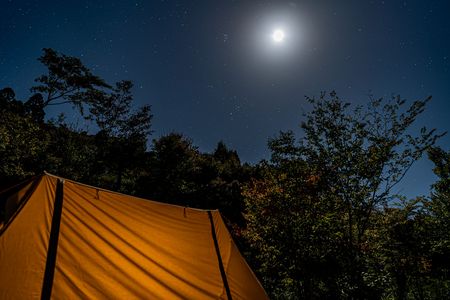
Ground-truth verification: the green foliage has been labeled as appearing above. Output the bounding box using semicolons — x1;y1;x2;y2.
137;133;200;204
89;80;152;139
243;162;344;299
368;197;443;299
31;48;109;114
89;80;153;191
243;91;444;298
0;110;44;181
426;147;450;294
43;123;98;183
136;135;249;224
1;49;152;191
0;88;47;182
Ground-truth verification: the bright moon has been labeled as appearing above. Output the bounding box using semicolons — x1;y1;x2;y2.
272;29;285;43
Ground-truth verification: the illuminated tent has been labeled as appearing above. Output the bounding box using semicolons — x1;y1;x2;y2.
0;173;268;299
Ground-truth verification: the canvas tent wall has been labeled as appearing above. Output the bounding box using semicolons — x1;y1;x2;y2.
0;173;268;299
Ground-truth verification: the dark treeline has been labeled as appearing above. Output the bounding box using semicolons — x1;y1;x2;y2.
1;49;449;299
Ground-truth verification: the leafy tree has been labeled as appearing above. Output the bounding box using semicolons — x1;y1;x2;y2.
30;49;153;191
428;147;450;230
368;197;440;299
243;91;444;298
426;147;450;294
0;88;23;114
0;88;47;183
136;136;250;225
0;110;44;182
90;80;152;191
31;48;109;115
243;161;344;299
199;141;251;225
137;133;201;205
24;93;45;123
1;49;152;194
42;120;98;183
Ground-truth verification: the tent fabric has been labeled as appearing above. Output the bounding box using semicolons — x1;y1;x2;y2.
0;173;268;299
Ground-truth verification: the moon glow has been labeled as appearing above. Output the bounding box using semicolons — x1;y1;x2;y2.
272;29;285;43
243;6;308;67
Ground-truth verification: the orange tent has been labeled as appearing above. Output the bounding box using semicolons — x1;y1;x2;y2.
0;173;268;299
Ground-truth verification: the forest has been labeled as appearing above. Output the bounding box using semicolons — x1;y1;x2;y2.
1;49;449;299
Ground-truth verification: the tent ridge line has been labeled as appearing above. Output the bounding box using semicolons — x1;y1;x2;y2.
208;211;233;300
41;178;64;300
42;172;214;213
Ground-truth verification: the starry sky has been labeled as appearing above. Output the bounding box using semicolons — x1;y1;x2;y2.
1;0;449;198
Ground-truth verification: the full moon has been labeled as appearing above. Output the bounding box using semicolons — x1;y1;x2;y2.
272;29;285;43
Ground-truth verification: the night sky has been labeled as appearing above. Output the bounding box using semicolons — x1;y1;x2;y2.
1;0;449;198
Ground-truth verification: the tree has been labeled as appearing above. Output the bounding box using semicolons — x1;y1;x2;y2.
0;49;152;194
198;141;250;225
24;93;45;123
31;48;109;115
426;147;450;294
137;133;201;205
368;197;438;299
243;91;444;298
136;136;250;227
0;88;22;114
89;80;152;191
0;88;47;183
243;161;344;299
42;120;98;184
31;49;152;191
